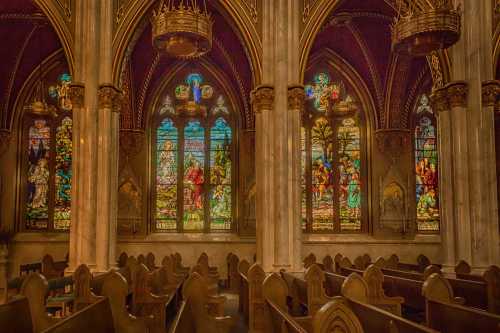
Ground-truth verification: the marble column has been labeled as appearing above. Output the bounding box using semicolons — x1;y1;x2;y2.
251;85;275;272
447;0;500;269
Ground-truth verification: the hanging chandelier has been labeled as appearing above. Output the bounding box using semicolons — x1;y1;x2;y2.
391;0;461;57
151;0;213;59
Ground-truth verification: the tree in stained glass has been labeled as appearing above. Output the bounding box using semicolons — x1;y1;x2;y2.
311;117;334;231
26;119;51;229
156;118;178;230
54;117;72;230
337;118;361;230
209;118;232;230
414;95;439;231
183;121;205;230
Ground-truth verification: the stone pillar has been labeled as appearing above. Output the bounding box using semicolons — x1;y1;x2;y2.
0;130;10;303
251;85;275;272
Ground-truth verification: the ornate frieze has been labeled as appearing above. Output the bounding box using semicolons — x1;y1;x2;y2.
68;83;85;109
374;129;412;160
98;84;123;112
119;128;145;159
428;52;444;90
287;85;305;111
251;85;274;113
446;81;468;108
0;129;11;157
481;80;500;108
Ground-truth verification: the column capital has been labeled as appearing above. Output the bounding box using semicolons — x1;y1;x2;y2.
481;80;500;108
98;84;123;112
430;85;450;112
287;84;305;110
445;81;468;108
69;83;85;109
251;85;274;113
0;129;11;157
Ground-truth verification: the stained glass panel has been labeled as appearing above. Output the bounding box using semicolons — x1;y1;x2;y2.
311;118;334;231
415;112;439;231
54;117;72;230
210;118;232;230
337;118;361;231
26;119;51;230
156;118;178;230
301;127;307;230
183;121;205;230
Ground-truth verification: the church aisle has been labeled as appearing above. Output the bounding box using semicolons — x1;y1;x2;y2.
220;289;248;333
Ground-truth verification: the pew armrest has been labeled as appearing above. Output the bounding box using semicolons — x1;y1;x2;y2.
207;295;226;317
214;315;234;333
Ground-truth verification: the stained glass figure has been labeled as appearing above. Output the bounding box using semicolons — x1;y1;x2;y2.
414;95;439;231
209;118;232;230
183;121;205;230
156;118;178;230
337;118;361;231
26;119;51;229
49;73;72;111
311;118;334;231
54;117;72;230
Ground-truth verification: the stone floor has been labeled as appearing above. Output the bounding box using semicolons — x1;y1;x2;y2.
220;291;248;333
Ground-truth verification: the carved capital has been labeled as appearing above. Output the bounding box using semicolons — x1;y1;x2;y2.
481;80;500;108
287;84;305;110
250;85;274;113
445;81;468;108
0;129;11;157
430;86;449;113
375;129;412;160
98;84;123;112
119;129;145;158
69;83;85;108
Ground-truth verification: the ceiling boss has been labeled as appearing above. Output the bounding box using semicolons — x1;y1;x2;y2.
151;0;213;59
391;0;461;56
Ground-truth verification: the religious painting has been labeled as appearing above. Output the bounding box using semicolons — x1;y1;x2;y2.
381;182;405;221
156;118;178;230
54;117;72;230
26;119;51;229
183;121;205;230
414;94;439;231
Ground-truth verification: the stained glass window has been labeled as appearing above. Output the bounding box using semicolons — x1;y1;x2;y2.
302;71;365;233
154;73;234;232
24;73;73;231
413;94;440;231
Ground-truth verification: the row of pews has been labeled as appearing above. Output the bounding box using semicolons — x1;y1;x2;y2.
0;251;237;333
234;252;500;332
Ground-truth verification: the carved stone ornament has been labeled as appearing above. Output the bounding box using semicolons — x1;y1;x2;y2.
287;84;305;110
446;81;468;108
374;129;412;160
482;80;500;108
98;84;123;112
250;85;274;113
430;86;449;113
68;83;85;109
0;129;11;157
119;129;145;158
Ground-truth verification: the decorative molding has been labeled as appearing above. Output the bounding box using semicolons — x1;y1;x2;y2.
54;0;72;21
287;85;305;110
482;80;500;107
427;52;444;90
115;0;131;26
446;81;468;108
430;86;449;113
68;83;85;109
303;0;320;24
250;85;274;113
119;128;145;158
98;84;123;112
374;129;412;160
240;0;258;24
0;129;11;157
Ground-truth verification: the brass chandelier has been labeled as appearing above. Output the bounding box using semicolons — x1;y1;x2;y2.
391;0;461;56
151;0;213;58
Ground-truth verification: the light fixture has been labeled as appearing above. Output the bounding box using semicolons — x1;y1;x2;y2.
391;0;461;57
151;0;213;59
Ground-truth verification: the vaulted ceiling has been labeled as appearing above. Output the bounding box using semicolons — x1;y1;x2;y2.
0;0;64;129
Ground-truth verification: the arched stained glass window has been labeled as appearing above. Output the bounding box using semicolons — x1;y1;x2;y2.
23;73;73;231
302;71;366;233
413;94;440;232
153;73;234;232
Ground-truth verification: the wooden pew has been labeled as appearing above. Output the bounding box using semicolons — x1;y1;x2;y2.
237;259;250;318
145;252;157;271
170;272;234;333
117;252;128;268
226;253;240;291
40;298;115;333
423;273;500;332
73;264;103;311
172;252;190;275
0;297;34;333
150;255;184;296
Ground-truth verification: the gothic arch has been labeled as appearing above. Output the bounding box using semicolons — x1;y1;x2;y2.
112;0;262;89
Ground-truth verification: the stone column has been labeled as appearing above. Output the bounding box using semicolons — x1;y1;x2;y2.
251;85;275;272
0;129;11;304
